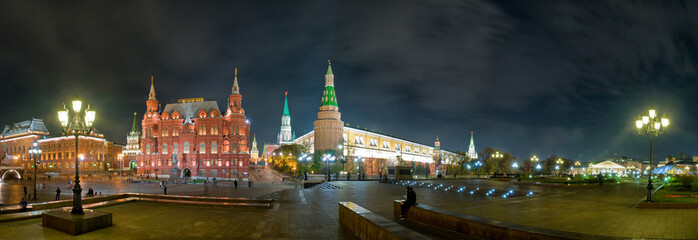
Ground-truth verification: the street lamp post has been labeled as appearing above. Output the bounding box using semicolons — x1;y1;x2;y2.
474;161;482;178
118;153;124;179
492;152;503;177
530;155;539;173
573;161;581;176
298;153;311;181
355;155;364;180
57;97;96;215
322;154;335;182
28;140;42;200
635;107;670;202
555;158;563;177
512;162;519;176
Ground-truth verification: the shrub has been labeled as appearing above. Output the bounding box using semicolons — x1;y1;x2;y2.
679;176;693;190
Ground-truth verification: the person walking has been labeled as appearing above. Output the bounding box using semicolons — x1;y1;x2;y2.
163;186;167;195
399;186;417;220
234;179;238;189
55;187;61;200
598;173;604;187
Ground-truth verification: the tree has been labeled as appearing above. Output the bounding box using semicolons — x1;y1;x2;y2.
480;147;516;175
544;155;558;175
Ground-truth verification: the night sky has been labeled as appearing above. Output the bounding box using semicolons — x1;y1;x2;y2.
1;1;697;162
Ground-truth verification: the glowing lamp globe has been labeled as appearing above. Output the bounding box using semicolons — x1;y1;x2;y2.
58;110;69;127
72;99;82;113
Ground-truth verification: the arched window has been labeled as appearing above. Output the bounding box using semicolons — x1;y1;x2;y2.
359;136;364;145
200;142;206;153
211;142;217;154
146;144;151;154
231;144;238;153
354;136;360;144
183;142;190;154
162;144;168;154
173;143;179;153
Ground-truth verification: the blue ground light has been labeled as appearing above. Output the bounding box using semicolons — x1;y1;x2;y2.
395;180;534;199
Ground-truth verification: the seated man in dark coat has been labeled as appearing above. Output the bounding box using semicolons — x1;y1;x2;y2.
400;186;416;220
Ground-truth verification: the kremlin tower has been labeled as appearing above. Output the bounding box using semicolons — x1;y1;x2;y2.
278;92;293;145
313;60;344;151
467;131;477;159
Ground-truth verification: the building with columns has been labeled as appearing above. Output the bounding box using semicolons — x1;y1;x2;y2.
291;62;457;176
136;71;251;180
1;118;123;176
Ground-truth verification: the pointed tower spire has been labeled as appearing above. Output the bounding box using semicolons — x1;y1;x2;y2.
467;130;477;159
148;75;157;100
283;91;290;116
321;60;338;107
279;91;293;145
232;67;240;94
327;59;333;75
131;112;139;132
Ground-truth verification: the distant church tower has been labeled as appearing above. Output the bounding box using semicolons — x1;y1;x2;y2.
467;131;477;159
251;134;259;161
124;112;142;169
278;92;293;145
313;60;344;151
433;136;441;164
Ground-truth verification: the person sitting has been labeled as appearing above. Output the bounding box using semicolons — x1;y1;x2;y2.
399;186;417;220
19;198;28;212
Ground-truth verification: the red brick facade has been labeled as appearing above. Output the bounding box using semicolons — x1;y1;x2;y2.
136;76;251;180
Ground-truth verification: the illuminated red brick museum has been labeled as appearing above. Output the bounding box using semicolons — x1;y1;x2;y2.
136;71;251;180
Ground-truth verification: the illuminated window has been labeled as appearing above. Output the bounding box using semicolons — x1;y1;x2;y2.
146;145;151;154
211;142;217;154
200;143;206;153
173;143;179;153
162;144;168;154
383;141;389;149
183;142;190;154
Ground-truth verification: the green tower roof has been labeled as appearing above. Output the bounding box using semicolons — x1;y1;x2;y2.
321;85;338;107
283;92;290;116
131;112;139;132
321;61;338;107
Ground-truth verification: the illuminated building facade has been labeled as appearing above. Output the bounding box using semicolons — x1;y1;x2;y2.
136;72;251;180
467;131;477;159
123;112;141;170
293;62;456;176
1;118;123;174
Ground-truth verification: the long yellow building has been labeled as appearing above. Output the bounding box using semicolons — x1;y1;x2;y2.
289;62;457;176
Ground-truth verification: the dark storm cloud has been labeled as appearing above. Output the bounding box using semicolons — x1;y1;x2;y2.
1;1;697;161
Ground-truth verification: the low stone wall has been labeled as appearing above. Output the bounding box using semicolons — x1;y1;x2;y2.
637;202;698;209
392;200;603;240
339;202;428;240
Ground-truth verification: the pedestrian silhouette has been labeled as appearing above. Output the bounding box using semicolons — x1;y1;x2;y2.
55;187;61;200
163;186;167;195
234;179;238;189
20;198;28;212
400;186;417;220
